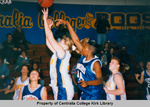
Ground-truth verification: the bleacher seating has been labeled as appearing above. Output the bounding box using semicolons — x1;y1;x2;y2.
6;44;145;100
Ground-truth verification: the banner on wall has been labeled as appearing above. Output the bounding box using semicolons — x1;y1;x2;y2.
0;1;150;44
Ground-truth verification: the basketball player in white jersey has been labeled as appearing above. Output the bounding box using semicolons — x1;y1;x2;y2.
5;65;29;100
42;8;74;100
18;70;47;100
104;57;126;100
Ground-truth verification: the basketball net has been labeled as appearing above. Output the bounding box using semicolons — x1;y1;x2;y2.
0;0;12;5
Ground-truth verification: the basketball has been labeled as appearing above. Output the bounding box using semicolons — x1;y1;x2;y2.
38;0;54;8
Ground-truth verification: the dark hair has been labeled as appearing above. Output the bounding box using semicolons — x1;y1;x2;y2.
32;62;39;70
6;33;12;38
88;41;99;55
21;50;27;55
21;64;29;71
58;24;64;29
104;42;109;46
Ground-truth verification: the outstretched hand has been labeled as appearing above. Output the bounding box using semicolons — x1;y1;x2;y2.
42;8;48;20
55;19;68;27
42;8;53;28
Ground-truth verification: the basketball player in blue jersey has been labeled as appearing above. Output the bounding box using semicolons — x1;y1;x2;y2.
18;70;47;100
135;61;150;100
103;57;126;100
42;8;74;100
55;19;106;100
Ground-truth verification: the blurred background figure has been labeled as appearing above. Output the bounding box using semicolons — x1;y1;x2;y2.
134;61;145;75
103;42;110;54
14;50;29;72
2;33;21;64
0;57;10;89
13;25;29;50
94;14;110;45
30;62;44;86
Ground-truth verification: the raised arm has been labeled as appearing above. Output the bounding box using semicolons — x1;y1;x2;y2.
56;19;83;53
46;38;55;53
42;8;65;58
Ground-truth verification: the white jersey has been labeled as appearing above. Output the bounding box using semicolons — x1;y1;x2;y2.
49;51;74;100
105;72;126;100
13;77;29;100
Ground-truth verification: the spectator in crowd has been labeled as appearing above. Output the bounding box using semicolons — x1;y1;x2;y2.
103;42;110;54
0;43;4;60
5;65;29;100
94;14;110;45
97;49;108;76
14;50;29;72
0;77;15;92
104;47;117;75
0;57;10;89
97;49;108;67
2;33;21;64
13;25;29;50
54;24;70;42
135;61;150;100
107;47;117;64
0;77;15;100
118;45;130;67
134;61;145;75
31;62;44;86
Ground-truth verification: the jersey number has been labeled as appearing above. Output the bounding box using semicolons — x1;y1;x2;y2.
77;71;84;81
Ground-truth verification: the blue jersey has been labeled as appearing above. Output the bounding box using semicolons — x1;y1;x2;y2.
143;70;150;100
76;55;106;100
22;84;44;100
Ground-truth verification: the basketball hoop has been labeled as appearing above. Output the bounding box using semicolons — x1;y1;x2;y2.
0;0;12;5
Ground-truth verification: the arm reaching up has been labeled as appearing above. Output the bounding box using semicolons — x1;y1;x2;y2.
55;19;84;53
42;8;65;58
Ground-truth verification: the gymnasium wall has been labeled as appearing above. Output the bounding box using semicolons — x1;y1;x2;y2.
0;1;150;56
